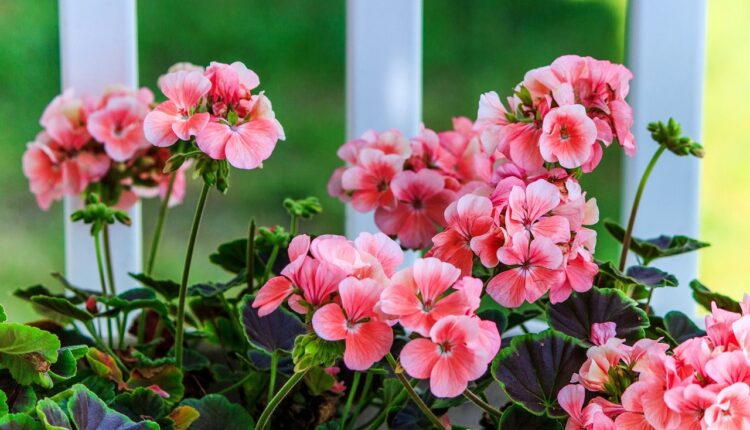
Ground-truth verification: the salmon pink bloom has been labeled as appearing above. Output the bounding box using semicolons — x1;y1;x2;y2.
493;122;544;172
88;94;151;161
558;385;616;430
203;61;260;106
704;383;750;430
399;315;489;398
486;232;563;308
143;70;211;147
427;194;493;276
664;384;716;430
616;382;658;430
40;88;91;150
374;169;455;249
506;179;570;243
312;278;393;370
380;258;469;336
539;105;597;169
352;232;404;278
577;337;627;392
341;148;403;212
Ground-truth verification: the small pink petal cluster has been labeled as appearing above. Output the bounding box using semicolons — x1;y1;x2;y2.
328;119;488;249
560;299;750;430
144;61;285;170
22;87;185;210
478;55;634;172
252;235;501;397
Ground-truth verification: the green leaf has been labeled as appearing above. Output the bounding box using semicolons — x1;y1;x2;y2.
547;287;650;344
86;348;126;389
78;375;115;403
0;323;60;388
180;394;254;430
111;388;167;422
208;239;248;274
129;273;180;300
29;297;93;322
35;398;71;430
0;391;7;418
626;266;678;288
0;413;43;430
13;286;55;302
0;307;6;324
303;366;335;396
188;272;246;298
97;289;169;317
493;330;587;417
690;279;741;313
664;311;706;343
165;406;199;430
604;220;709;265
49;346;88;381
66;384;159;430
499;404;563;430
5;385;35;414
127;365;184;403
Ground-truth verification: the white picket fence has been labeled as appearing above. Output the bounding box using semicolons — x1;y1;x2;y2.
58;0;706;318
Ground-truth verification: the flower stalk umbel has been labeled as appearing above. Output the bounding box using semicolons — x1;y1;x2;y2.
15;56;724;430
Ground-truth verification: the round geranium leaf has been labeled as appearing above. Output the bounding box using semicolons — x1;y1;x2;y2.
547;287;649;344
499;404;564;430
493;330;587;417
239;295;305;353
180;394;253;430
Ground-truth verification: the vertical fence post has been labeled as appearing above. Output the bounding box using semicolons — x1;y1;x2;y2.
624;0;707;317
59;0;141;292
345;0;422;241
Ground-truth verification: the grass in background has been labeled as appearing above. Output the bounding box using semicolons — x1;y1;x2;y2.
0;0;625;321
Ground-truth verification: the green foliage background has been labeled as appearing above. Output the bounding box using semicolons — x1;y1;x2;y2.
0;0;627;321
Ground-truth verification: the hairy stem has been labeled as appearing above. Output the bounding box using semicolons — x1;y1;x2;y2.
247;219;256;290
386;353;444;429
350;372;374;429
256;370;308;430
93;232;114;348
463;389;502;419
146;172;177;276
267;352;279;401
102;224;124;344
174;182;210;368
619;145;667;272
340;371;361;429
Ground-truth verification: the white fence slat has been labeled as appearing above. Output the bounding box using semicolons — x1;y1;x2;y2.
625;0;707;317
59;0;141;293
345;0;422;239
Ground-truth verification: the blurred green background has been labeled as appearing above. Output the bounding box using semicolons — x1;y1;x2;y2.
2;0;740;321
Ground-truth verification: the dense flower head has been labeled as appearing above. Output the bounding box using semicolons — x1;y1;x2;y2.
23;87;185;210
560;301;750;430
144;60;284;170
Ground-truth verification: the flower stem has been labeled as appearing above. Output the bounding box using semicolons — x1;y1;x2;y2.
386;353;444;429
174;181;210;368
463;388;502;419
267;352;279;401
84;321;127;373
218;371;254;395
256;370;308;430
247;219;256;291
351;372;374;429
93;232;114;348
262;244;280;284
102;224;124;344
340;371;361;429
146;172;177;276
618;145;667;272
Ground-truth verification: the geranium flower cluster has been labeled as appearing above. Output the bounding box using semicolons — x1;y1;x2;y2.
252;233;501;398
22;86;185;210
144;61;285;170
560;300;750;430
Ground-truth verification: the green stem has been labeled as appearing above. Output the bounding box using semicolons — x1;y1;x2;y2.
262;244;280;284
174;181;210;368
463;389;502;419
102;224;124;344
218;371;254;395
93;232;114;348
363;383;408;430
350;372;374;429
644;286;656;314
137;311;147;345
386;353;444;429
619;145;667;272
256;370;308;430
146;172;177;276
219;294;243;349
267;352;279;401
340;371;361;429
247;219;256;291
290;214;298;236
84;321;127;373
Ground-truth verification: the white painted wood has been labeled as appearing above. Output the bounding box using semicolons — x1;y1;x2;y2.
345;0;422;243
59;0;141;293
624;0;707;317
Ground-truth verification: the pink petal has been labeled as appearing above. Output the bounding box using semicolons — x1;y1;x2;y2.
338;277;381;322
195;121;230;160
486;269;527;308
380;279;421;318
224;119;280;170
412;258;461;304
311;303;347;341
343;321;393;371
400;338;440;379
430;344;484;398
253;276;294;317
160;70;211;109
143;101;179;147
172;112;210;141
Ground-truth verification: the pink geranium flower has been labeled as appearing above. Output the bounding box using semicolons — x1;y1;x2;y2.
341;148;403;212
539;105;597;169
312;277;393;371
486;232;563;308
380;258;469;336
506;179;570;243
195;93;284;170
203;61;260;107
143;70;211;147
664;384;716;430
704;383;750;430
88;94;151;161
427;194;494;276
40;88;91;150
399;315;488;398
374;169;456;249
558;385;616;430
